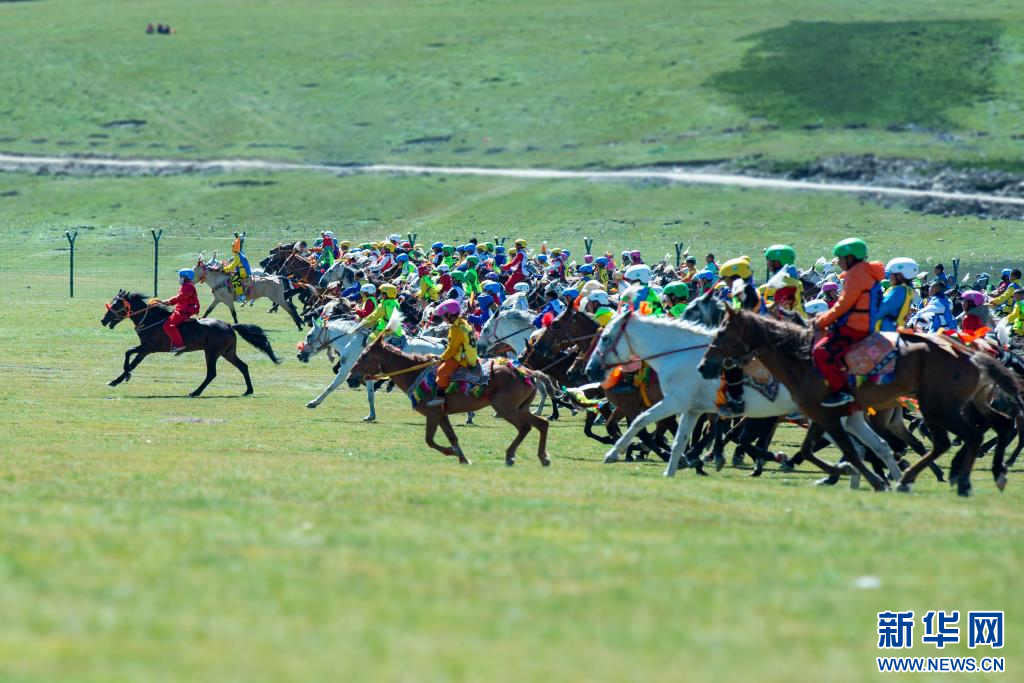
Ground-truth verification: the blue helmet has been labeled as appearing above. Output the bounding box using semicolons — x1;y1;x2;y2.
431;242;443;250
1002;268;1012;277
536;253;548;262
483;281;503;295
561;288;579;300
595;257;608;266
495;245;506;254
696;270;716;282
578;264;594;274
562;249;570;259
484;272;500;281
476;294;494;308
465;244;477;254
178;268;195;280
396;253;409;263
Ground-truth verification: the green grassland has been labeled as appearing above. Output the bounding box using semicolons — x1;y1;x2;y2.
1;296;1022;682
3;0;1024;169
2;171;1020;300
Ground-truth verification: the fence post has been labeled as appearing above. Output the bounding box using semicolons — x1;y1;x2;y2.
952;256;960;283
674;242;685;268
151;229;163;296
583;237;594;255
407;232;418;246
494;236;508;246
65;230;78;298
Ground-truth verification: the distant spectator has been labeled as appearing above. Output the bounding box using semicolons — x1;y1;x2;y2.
146;23;154;35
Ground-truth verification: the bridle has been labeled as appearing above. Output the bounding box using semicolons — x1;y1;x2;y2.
706;316;760;370
105;294;161;331
595;310;712;370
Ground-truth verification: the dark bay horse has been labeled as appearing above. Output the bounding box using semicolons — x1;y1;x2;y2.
350;338;550;466
101;290;281;397
699;308;1021;496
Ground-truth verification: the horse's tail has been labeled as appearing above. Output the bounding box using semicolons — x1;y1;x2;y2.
233;324;282;364
526;368;563;399
973;351;1023;412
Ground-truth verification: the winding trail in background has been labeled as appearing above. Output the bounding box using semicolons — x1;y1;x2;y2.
3;152;1024;207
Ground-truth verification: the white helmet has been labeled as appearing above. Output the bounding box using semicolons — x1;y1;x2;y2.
323;230;334;238
360;283;376;295
514;282;530;293
624;264;652;284
388;233;401;243
886;257;919;280
438;263;450;272
804;299;829;315
587;290;610;305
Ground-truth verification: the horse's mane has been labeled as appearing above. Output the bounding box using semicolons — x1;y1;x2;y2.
626;311;717;337
377;340;436;365
125;291;171;314
734;309;813;360
501;309;534;324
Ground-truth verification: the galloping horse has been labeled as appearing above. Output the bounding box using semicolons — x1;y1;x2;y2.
583;311;901;483
349;339;551;466
101;290;281;396
698;308;1021;496
194;254;304;330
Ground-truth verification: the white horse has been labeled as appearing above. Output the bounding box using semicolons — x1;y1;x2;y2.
195;253;304;330
318;260;360;290
583;311;900;482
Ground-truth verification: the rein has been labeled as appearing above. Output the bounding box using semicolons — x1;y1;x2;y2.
599;311;710;369
366;359;437;381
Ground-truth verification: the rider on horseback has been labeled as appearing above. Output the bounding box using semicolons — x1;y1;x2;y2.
764;244;804;315
360;283;404;342
426;299;479;407
355;283;378;320
620;264;663;315
223;235;252;302
663;281;689;317
811;238;885;407
159;268;201;353
877;257;917;332
584;290;614;326
718;257;759;417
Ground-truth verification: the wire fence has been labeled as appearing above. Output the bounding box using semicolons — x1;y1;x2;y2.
0;230;299;301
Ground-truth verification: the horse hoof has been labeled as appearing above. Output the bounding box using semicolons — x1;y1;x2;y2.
107;380;118;387
505;458;515;467
662;469;676;477
306;402;318;409
749;468;763;478
363;416;375;423
541;457;551;467
189;392;201;398
957;487;972;498
996;474;1008;492
815;475;840;487
603;451;620;464
714;456;725;472
731;455;744;467
243;390;254;396
774;452;787;464
779;460;795;473
897;483;912;493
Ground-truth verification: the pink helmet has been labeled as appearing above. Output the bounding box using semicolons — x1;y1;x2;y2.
584;254;594;264
435;299;461;318
961;290;985;307
821;281;839;292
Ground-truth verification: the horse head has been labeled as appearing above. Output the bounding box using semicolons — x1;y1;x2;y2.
697;305;747;379
101;289;129;328
682;288;725;327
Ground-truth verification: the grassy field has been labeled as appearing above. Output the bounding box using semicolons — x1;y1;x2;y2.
2;170;1020;300
3;0;1024;169
1;296;1022;682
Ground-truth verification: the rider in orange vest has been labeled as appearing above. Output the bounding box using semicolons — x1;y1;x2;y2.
811;238;884;407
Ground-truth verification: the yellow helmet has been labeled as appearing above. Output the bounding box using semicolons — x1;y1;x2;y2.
551;247;562;256
720;256;752;280
514;239;527;248
379;283;398;299
382;242;395;252
339;240;351;249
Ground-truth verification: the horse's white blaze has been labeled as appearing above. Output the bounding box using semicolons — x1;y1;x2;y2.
589;313;892;478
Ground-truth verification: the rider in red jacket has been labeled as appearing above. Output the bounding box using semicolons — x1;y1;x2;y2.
502;239;529;293
161;268;201;352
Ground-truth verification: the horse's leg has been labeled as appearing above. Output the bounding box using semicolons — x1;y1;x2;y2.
307;364;349;409
664;412;698;477
364;384;376;422
190;349;218;397
886;407;943;481
227;299;239;324
522;408;551;466
1006;415;1024;468
502;417;531;467
534;383;548;416
283;295;304;330
437;414;469;464
898;410;953;492
109;346;147;386
823;422;887;491
583;411;616;446
988;412;1013;492
222;346;253;395
952;405;986;498
845;412;902;481
424;414;453;456
202;299;219;318
604;398;682;464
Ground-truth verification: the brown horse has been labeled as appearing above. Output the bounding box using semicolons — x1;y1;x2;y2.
350;339;551;467
698;308;1020;495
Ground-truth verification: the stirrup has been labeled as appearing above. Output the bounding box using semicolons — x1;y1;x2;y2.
821;390;854;408
425;397;445;407
718;399;745;417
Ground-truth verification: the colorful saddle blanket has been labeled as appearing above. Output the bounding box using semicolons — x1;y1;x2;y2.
409;359;533;407
844;331;899;383
742;358;780;402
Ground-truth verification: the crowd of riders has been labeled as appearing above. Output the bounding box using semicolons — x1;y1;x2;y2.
174;231;1023;413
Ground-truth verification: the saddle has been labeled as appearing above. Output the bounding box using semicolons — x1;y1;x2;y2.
843;331;899;383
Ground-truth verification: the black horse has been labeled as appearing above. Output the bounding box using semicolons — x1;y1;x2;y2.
101;290;281;396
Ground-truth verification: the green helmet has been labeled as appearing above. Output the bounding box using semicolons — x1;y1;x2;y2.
467;255;479;265
452;270;466;282
764;244;796;266
442;245;455;255
832;238;867;260
663;281;690;298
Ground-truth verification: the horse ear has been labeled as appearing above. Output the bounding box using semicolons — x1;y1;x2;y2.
723;305;736;321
